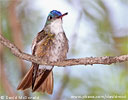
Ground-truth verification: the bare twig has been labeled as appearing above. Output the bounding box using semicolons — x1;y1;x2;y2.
0;34;128;67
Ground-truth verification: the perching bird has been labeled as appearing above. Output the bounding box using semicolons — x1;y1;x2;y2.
17;10;68;94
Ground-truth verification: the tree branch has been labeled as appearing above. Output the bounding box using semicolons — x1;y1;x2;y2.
0;33;128;67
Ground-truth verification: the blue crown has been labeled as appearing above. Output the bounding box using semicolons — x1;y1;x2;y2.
49;10;62;17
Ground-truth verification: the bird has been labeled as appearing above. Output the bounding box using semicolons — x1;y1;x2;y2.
17;10;69;94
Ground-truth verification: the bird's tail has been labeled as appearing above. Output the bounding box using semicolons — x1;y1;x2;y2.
17;65;54;94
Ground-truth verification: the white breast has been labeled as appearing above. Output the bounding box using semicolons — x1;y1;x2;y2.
39;19;67;70
49;33;65;62
50;19;63;34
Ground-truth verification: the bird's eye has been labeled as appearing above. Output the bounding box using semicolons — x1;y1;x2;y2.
48;16;52;20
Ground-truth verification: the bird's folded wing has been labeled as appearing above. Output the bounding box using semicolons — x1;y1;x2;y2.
17;30;55;92
31;30;55;91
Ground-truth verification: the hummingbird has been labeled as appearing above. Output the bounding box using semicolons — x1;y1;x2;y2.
17;10;68;94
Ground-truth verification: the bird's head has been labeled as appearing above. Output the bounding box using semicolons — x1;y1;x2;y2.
45;10;68;26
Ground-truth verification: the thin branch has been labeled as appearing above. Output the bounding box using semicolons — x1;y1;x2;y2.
0;33;128;67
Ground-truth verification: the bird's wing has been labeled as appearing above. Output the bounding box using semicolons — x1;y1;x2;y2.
32;30;55;91
17;30;55;93
17;66;33;90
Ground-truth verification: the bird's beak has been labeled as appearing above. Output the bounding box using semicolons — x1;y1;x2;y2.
58;12;68;18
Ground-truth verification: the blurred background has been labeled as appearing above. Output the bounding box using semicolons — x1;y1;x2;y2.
0;0;128;100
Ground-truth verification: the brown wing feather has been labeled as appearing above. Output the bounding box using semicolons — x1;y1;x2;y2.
46;71;53;94
31;32;54;92
17;66;33;90
34;71;53;94
17;30;55;94
32;63;39;90
17;65;53;94
32;69;53;92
